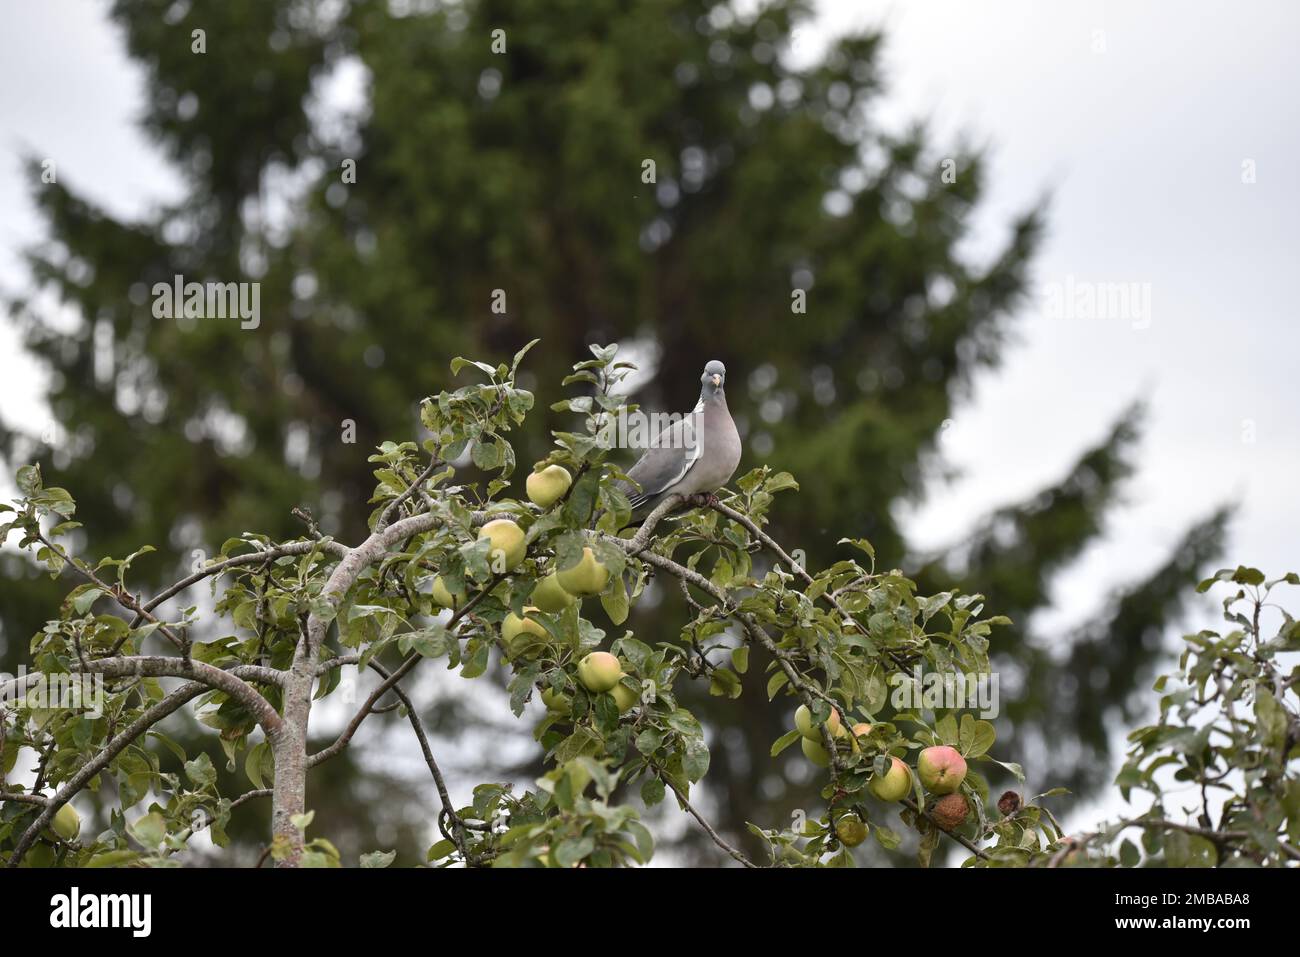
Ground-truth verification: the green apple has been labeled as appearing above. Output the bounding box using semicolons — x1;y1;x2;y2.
869;756;912;801
835;815;868;847
429;575;463;609
577;651;622;693
800;736;831;768
531;572;576;613
794;703;842;741
609;678;639;713
52;802;80;842
540;687;571;713
917;745;967;794
477;518;527;571
526;464;572;507
556;547;609;597
22;843;55;868
502;607;548;657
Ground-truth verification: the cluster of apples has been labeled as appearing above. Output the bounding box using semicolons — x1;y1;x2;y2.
424;462;639;724
794;706;972;836
540;651;639;716
429;462;612;631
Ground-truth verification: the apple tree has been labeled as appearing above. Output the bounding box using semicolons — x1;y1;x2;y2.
1031;568;1300;868
2;344;1064;867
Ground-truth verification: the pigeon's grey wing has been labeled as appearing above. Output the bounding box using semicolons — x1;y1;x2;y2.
623;415;701;509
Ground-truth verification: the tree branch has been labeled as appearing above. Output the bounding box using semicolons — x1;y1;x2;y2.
376;455;444;532
365;660;471;863
653;765;757;868
5;680;210;867
708;499;911;669
131;539;349;627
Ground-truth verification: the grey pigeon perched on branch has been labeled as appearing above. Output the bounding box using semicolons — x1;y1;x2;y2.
619;360;742;520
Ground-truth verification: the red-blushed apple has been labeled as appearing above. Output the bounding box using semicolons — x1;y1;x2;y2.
835;815;868;847
868;756;912;801
556;547;609;597
577;651;622;692
917;745;967;794
931;793;969;830
477;518;527;570
526;464;572;507
848;721;872;753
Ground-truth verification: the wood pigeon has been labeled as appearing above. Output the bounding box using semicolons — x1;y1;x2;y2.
619;360;742;520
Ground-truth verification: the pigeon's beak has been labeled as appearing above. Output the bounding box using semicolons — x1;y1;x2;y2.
711;374;722;388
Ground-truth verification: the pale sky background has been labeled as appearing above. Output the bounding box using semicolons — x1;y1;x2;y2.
1;1;1296;848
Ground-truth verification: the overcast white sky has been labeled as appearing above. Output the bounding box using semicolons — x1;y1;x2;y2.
1;1;1297;840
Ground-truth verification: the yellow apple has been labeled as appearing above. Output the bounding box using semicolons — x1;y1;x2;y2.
52;803;80;842
577;651;622;692
526;464;572;507
477;518;527;571
556;547;609;597
540;687;571;713
801;736;831;768
869;756;912;802
531;572;576;613
502;607;548;657
794;704;842;741
609;679;639;713
429;575;463;609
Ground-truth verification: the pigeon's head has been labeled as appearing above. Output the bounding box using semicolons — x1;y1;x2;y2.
700;360;727;396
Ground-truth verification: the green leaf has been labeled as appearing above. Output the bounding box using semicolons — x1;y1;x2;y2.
460;641;490;679
244;741;274;791
184;752;217;790
1119;839;1140;867
731;646;749;674
1256;688;1287;749
554;836;595;868
770;729;802;757
936;713;959;746
427;840;457;862
127;811;167;849
764;471;799;493
683;737;711;782
68;585;107;616
708;667;743;699
86;850;140;868
959;716;996;757
874;825;902;850
600;574;629;625
361;849;396;868
17;464;42;495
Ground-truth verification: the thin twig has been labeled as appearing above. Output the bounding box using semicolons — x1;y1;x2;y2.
654;767;757;868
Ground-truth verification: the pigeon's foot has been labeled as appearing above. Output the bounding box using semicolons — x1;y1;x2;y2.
689;492;721;508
